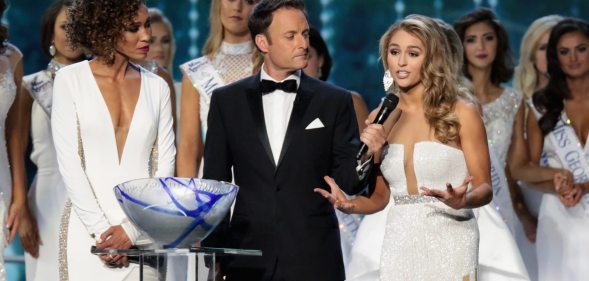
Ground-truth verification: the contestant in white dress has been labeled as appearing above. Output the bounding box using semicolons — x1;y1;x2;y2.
454;9;529;280
176;0;259;177
512;15;563;280
20;2;85;280
522;18;589;281
52;2;175;280
316;16;492;281
0;40;24;281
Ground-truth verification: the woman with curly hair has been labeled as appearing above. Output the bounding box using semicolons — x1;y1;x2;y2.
177;0;261;177
0;0;26;280
51;0;175;280
316;15;492;280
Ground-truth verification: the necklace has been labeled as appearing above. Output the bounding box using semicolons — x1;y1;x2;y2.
47;60;67;78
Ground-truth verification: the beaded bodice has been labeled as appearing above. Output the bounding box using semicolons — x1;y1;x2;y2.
482;87;522;165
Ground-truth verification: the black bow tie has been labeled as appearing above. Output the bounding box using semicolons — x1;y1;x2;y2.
260;79;298;94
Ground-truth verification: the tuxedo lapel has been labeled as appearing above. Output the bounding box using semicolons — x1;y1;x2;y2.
276;73;313;169
246;75;276;168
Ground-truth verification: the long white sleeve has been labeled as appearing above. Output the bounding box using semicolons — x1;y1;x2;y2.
51;72;111;241
154;81;176;178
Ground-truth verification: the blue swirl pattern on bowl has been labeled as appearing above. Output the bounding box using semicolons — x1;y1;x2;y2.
114;177;238;248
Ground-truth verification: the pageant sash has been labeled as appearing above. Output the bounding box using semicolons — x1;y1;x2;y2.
180;57;226;136
528;100;589;212
488;143;517;234
24;71;53;116
527;100;589;184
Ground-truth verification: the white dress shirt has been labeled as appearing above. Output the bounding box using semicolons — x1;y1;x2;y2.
260;66;301;164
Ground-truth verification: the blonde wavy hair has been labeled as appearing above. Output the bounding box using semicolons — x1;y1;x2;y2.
202;0;262;73
380;15;463;143
514;15;563;98
431;17;477;104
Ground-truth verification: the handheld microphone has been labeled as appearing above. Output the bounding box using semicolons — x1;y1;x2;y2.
356;92;399;160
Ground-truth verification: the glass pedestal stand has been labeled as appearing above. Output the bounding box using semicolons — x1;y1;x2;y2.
91;246;262;281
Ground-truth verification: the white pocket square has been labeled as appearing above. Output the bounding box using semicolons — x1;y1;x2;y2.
305;118;324;130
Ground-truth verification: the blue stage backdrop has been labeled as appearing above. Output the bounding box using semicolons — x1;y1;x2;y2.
2;0;588;280
7;0;588;110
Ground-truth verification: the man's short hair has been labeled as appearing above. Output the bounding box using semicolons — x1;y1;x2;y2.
248;0;306;47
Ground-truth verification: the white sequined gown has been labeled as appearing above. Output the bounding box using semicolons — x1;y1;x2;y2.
378;142;478;281
479;87;529;280
0;43;21;281
52;61;176;281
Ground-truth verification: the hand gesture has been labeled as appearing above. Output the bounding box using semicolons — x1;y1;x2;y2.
19;207;41;257
96;225;132;267
360;120;387;157
314;176;355;214
420;176;473;209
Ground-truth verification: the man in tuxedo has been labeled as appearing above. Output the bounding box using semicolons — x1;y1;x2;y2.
203;0;385;280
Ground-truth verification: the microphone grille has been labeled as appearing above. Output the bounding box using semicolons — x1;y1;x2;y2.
381;93;399;110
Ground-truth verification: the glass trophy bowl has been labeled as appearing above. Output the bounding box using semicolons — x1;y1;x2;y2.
114;177;238;249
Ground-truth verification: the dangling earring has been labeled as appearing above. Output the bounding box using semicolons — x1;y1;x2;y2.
49;42;56;57
383;70;394;91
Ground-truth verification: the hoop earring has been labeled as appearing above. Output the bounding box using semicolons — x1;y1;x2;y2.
383;70;394;91
49;43;56;57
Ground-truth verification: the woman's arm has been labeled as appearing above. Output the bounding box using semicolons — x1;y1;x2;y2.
16;81;42;255
315;173;390;215
508;102;562;190
422;101;492;209
51;71;112;242
5;57;27;243
154;79;176;177
176;75;203;177
156;67;177;131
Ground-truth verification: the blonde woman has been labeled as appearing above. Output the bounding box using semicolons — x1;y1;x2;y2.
318;15;492;280
177;0;261;177
511;14;563;280
515;15;564;99
146;8;176;75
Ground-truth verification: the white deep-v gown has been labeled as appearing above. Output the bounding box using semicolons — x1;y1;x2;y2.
52;61;176;280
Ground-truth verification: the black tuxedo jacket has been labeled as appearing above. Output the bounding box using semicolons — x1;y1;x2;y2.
203;72;364;280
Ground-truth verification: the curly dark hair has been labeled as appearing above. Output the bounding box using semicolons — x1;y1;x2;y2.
66;0;145;65
454;8;514;85
533;18;589;135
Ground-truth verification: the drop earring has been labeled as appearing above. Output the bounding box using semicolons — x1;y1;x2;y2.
49;42;56;57
383;70;394;91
